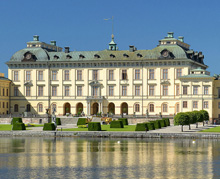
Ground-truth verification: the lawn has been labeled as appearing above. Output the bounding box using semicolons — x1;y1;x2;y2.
58;125;136;132
200;126;220;132
0;124;12;131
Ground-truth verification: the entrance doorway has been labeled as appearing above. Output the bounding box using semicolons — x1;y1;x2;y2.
121;102;128;115
76;103;83;114
92;102;99;115
64;103;71;115
108;103;115;114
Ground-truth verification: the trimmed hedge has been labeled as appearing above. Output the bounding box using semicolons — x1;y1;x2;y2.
118;118;128;125
163;118;170;126
135;123;148;131
12;123;26;130
43;123;56;131
11;118;22;125
146;122;155;130
88;122;101;131
110;121;124;128
158;120;167;127
56;118;61;125
150;121;161;129
77;118;87;126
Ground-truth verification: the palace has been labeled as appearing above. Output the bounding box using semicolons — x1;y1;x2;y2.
5;32;220;121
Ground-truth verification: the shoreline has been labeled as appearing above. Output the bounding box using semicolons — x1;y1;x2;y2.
1;131;220;139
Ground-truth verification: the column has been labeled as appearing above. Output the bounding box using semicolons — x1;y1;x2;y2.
87;102;91;115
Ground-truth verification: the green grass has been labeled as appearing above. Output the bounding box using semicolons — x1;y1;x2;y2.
200;126;220;132
0;124;12;131
58;125;136;131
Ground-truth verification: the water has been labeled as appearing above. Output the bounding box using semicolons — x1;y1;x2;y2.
0;137;219;179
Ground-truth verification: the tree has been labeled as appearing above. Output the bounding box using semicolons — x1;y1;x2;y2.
200;110;209;126
186;112;197;130
174;112;190;132
193;111;203;128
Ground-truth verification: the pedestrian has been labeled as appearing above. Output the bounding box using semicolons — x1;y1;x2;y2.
214;119;217;125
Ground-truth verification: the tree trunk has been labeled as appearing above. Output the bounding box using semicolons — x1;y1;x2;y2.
196;122;198;128
181;125;183;132
189;124;191;130
203;121;204;126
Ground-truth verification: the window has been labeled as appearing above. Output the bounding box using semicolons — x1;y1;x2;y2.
14;104;18;112
204;86;209;95
65;86;70;96
2;89;4;96
52;104;57;112
193;86;198;95
204;101;208;108
14;87;19;96
149;85;154;96
122;86;127;96
64;70;69;80
135;86;140;96
92;86;98;96
6;102;8;108
149;104;154;112
135;69;140;80
93;70;98;80
193;101;198;108
162;104;168;112
109;86;114;96
122;70;127;80
149;69;154;80
77;70;82;80
183;86;188;95
38;104;43;112
135;104;140;112
162;69;168;79
38;86;43;96
52;71;57;80
109;70;114;80
176;69;182;78
219;102;220;109
26;104;31;112
26;71;31;81
163;86;168;96
26;86;31;96
52;86;57;96
38;71;43;81
3;102;5;108
176;85;179;96
77;86;82;96
183;101;187;108
14;71;19;81
6;89;8;96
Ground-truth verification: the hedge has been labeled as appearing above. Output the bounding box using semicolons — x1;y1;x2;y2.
12;123;26;130
88;122;101;131
150;121;161;129
146;122;155;130
110;121;124;128
118;118;128;125
43;123;56;131
163;118;170;126
135;123;148;131
11;118;23;125
56;118;61;125
158;120;167;127
77;118;87;126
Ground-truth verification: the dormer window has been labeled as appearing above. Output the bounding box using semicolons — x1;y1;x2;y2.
110;54;115;58
66;55;72;59
137;53;142;58
123;53;129;58
94;54;100;58
54;55;59;60
79;54;85;59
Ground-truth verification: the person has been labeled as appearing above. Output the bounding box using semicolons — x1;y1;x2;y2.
81;111;85;116
214;119;217;125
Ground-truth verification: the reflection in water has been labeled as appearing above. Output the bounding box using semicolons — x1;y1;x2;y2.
0;137;216;178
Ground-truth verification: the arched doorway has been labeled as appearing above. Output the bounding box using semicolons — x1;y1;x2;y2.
76;103;83;114
121;102;128;115
92;102;99;115
108;103;115;114
63;103;71;115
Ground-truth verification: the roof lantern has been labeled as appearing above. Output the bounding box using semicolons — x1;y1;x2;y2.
33;35;39;41
178;36;184;42
167;32;174;38
109;34;117;51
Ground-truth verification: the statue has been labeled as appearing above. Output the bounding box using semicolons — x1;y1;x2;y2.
51;108;57;128
146;109;149;118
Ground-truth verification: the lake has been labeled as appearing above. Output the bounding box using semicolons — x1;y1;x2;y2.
0;137;219;179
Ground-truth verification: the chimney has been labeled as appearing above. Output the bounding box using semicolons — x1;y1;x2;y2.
129;45;135;52
64;47;70;53
33;35;39;41
51;41;56;46
178;36;184;42
167;32;174;38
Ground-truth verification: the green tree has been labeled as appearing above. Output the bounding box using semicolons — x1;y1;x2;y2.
174;112;190;132
186;112;197;130
193;111;203;128
200;110;209;126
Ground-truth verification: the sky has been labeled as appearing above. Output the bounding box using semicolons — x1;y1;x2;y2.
1;0;220;77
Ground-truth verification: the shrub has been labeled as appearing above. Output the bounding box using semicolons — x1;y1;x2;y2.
163;118;170;126
56;118;61;125
158;120;167;127
174;112;190;132
77;118;87;126
12;123;26;130
11;118;22;125
88;122;101;131
78;125;88;128
43;123;56;131
110;121;124;128
151;120;161;129
186;112;197;124
193;111;203;123
146;122;155;130
118;118;128;125
135;123;148;131
200;110;209;121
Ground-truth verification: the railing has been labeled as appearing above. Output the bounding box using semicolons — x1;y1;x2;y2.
86;96;105;100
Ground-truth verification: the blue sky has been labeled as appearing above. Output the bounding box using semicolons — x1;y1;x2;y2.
1;0;220;77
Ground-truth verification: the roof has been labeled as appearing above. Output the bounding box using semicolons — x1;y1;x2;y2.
179;74;214;79
0;76;11;82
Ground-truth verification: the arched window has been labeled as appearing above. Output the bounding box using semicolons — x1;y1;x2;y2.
52;103;57;112
162;104;168;112
135;103;140;112
38;104;43;112
149;104;154;112
14;104;18;112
